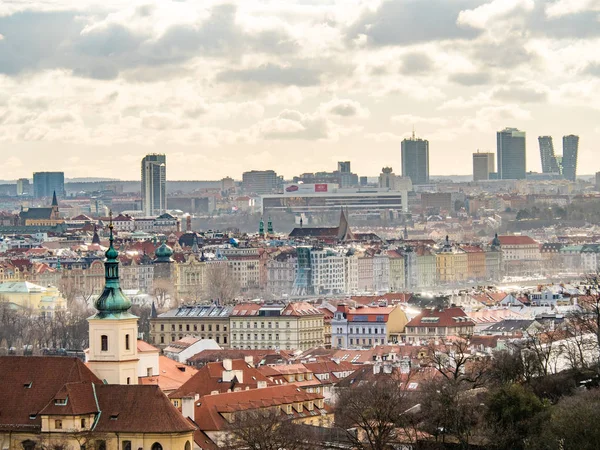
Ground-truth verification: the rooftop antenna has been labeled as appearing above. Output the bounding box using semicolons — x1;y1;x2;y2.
412;126;415;140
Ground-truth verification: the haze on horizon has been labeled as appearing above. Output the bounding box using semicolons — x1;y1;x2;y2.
1;0;599;180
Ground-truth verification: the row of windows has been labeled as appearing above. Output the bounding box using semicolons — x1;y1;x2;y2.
100;334;131;352
160;334;228;344
160;323;227;332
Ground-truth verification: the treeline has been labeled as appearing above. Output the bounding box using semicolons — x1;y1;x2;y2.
0;299;152;352
516;199;600;222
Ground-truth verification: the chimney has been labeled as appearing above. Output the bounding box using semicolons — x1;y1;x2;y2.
223;359;233;371
186;215;192;232
181;396;195;422
244;355;254;366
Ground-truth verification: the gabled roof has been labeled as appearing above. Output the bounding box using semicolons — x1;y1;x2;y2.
0;357;100;431
193;384;328;432
497;235;538;246
19;208;54;220
169;359;273;399
405;307;475;328
94;384;195;433
139;355;198;393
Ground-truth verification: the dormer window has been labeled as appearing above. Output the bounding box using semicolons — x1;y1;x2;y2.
54;398;68;406
24;382;32;389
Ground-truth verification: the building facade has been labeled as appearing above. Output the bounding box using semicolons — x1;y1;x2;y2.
401;136;429;185
141;154;167;216
562;134;579;181
497;128;526;180
33;171;64;198
242;170;280;195
473;151;495;181
230;302;324;351
150;305;232;347
538;136;560;174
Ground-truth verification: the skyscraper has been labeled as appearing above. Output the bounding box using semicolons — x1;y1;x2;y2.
33;172;64;198
538;136;560;174
497;128;526;180
562;135;579;181
401;135;429;185
472;151;495;181
141;154;167;216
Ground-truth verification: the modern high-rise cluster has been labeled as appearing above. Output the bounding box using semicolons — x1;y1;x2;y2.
538;135;579;181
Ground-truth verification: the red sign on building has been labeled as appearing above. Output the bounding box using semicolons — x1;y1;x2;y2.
315;184;328;192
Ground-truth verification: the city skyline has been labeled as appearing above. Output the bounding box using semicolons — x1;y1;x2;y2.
0;1;599;180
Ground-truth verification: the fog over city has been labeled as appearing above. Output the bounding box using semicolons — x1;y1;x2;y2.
1;0;600;179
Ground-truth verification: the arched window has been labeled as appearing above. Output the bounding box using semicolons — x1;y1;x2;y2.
21;440;36;450
151;443;163;450
101;335;108;351
125;334;130;350
184;441;191;450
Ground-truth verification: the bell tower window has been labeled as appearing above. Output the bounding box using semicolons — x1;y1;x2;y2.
101;335;108;352
125;334;130;350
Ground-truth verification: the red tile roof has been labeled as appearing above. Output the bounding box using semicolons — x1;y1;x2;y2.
0;357;100;432
193;384;328;432
169;359;273;399
405;307;475;328
497;235;538;246
94;384;195;433
139;356;198;393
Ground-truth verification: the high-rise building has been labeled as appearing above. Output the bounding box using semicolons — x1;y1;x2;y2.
401;135;429;185
141;154;167;216
33;172;64;198
338;161;351;173
497;128;526;180
538;136;560;174
242;170;280;195
16;178;31;196
562;135;579;181
596;172;600;190
472;151;495;181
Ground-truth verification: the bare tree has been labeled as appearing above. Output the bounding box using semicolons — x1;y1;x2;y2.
335;375;421;450
519;324;563;377
205;263;240;305
567;274;600;371
152;278;175;311
426;338;489;387
223;408;310;450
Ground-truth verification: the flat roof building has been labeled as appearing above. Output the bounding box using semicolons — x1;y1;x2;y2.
473;151;495;181
497;128;526;180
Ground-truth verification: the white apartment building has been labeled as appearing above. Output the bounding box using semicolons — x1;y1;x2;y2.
310;248;345;294
372;253;390;293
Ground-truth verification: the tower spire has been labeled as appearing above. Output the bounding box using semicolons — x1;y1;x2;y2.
92;209;132;318
51;190;58;207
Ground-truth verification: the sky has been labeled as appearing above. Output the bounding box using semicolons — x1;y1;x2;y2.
1;0;600;180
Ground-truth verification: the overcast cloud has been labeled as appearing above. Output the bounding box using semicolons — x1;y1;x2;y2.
0;0;599;179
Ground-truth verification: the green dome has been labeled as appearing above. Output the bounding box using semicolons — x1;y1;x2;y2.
105;245;119;260
91;220;135;319
156;242;173;259
94;285;132;317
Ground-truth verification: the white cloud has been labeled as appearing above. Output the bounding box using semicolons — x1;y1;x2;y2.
545;0;600;18
458;0;534;29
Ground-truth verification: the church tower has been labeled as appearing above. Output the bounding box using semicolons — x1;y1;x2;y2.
87;214;139;385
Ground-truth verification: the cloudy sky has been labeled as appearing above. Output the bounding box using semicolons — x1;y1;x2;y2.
1;0;599;180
